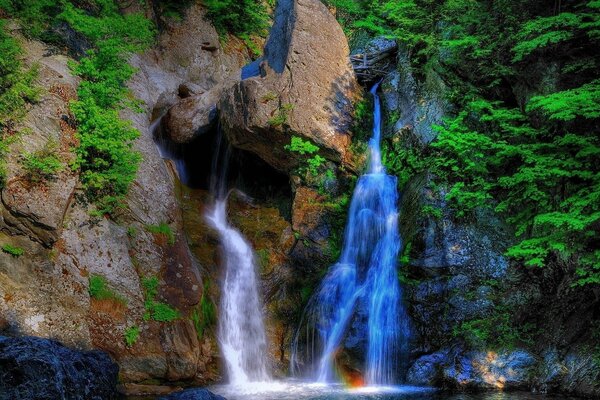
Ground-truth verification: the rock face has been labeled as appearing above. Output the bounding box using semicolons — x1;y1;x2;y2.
0;3;246;391
379;42;600;398
160;388;226;400
407;348;600;397
220;0;360;172
162;87;221;144
0;336;119;400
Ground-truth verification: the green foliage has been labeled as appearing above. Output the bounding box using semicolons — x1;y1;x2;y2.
381;137;425;190
1;244;24;257
22;143;62;182
0;0;61;39
146;222;175;245
1;1;156;215
191;281;216;340
203;0;270;38
527;80;600;121
64;3;155;215
142;276;180;322
127;226;137;238
88;274;127;305
268;103;294;127
453;307;534;350
124;325;140;347
400;241;411;267
351;96;374;142
285;136;325;177
0;20;40;187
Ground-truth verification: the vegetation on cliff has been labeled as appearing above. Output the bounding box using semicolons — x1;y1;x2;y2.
0;0;155;215
0;19;39;186
329;0;600;288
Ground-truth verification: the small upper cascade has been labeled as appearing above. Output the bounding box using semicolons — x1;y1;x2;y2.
292;82;410;385
205;136;271;385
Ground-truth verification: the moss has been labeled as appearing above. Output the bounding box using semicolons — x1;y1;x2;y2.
124;325;140;347
1;244;24;257
88;274;127;306
146;222;175;245
268;103;294;127
141;276;180;323
191;281;217;340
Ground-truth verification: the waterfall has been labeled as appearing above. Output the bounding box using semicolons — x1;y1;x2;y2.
294;82;409;385
205;137;271;385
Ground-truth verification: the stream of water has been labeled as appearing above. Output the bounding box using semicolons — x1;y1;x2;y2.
205;137;271;385
291;82;409;385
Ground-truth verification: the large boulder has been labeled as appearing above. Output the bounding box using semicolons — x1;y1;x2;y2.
162;86;223;144
0;336;119;400
407;349;536;391
220;0;360;172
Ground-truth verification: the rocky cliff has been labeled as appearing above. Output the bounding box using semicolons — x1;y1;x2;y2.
0;0;360;396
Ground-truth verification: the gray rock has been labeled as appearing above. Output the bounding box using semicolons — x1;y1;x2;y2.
220;0;360;172
162;86;223;144
160;388;226;400
0;336;119;400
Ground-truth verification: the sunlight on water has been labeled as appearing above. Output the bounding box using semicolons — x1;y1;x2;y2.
210;380;436;400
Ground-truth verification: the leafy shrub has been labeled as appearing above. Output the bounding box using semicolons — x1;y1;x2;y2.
142;276;180;322
1;244;24;257
203;0;270;38
88;274;127;306
146;222;175;245
22;145;62;182
62;3;155;215
0;20;40;187
124;325;140;347
285;136;325;177
453;307;534;350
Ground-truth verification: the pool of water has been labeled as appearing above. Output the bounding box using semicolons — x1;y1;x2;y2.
208;381;576;400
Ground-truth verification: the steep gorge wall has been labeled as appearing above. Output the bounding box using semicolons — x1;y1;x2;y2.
0;4;248;394
377;44;600;397
0;0;362;394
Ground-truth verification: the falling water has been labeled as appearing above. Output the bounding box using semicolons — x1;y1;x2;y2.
293;82;409;385
205;137;271;385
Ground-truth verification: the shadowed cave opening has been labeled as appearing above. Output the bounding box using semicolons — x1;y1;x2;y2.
153;117;293;219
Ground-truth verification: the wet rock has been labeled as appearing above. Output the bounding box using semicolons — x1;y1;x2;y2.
440;350;536;391
0;336;119;400
406;351;448;386
559;352;600;398
220;0;360;172
161;320;201;381
292;187;330;243
159;388;226;400
381;47;449;144
162;87;222;144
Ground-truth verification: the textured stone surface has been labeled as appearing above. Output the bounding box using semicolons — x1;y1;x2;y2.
0;336;119;400
0;4;246;388
220;0;359;172
162;87;221;144
160;388;226;400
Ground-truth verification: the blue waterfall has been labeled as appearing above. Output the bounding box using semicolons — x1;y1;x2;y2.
299;83;409;385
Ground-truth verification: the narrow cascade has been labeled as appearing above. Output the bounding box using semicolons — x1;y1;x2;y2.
205;139;271;385
296;82;409;385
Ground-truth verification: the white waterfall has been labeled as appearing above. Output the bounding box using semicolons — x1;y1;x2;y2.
206;198;271;385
